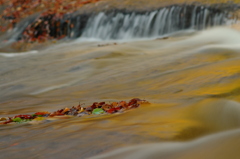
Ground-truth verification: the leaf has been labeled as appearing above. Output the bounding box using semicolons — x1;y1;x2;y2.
102;104;112;111
107;108;117;114
33;117;46;121
35;112;50;116
13;117;23;122
92;108;105;115
85;106;93;112
33;112;50;117
78;107;84;113
14;115;33;119
0;117;8;121
119;101;127;108
115;106;122;111
1;98;150;124
112;102;118;107
91;102;98;109
99;102;105;105
62;108;70;114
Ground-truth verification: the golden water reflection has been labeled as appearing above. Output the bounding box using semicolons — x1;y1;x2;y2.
1;27;240;158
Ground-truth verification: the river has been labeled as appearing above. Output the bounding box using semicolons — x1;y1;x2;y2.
1;3;240;159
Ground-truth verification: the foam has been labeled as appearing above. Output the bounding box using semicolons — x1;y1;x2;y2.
0;50;38;57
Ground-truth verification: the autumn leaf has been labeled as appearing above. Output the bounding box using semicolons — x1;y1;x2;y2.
1;98;150;125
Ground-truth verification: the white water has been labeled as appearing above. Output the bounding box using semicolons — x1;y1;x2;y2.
4;5;232;44
80;6;229;40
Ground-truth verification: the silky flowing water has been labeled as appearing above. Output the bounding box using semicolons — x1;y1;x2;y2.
1;27;240;158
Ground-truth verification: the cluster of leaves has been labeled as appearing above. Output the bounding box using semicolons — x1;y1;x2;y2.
0;0;100;40
21;0;101;43
0;98;150;125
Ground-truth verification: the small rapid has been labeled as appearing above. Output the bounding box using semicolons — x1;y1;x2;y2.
5;4;236;44
81;5;231;40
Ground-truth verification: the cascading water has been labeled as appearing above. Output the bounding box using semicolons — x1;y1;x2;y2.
75;5;231;40
12;4;235;42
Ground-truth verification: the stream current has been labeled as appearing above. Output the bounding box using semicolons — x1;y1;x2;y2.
1;12;240;159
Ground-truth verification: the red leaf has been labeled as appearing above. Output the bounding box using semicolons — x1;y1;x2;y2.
107;108;117;114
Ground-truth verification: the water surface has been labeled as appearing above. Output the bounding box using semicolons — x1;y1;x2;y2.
1;27;240;158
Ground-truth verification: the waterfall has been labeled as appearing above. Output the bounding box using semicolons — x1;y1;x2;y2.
79;5;229;40
14;4;235;42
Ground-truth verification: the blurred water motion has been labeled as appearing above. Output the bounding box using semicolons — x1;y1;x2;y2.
90;128;240;159
1;27;240;158
6;4;232;44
